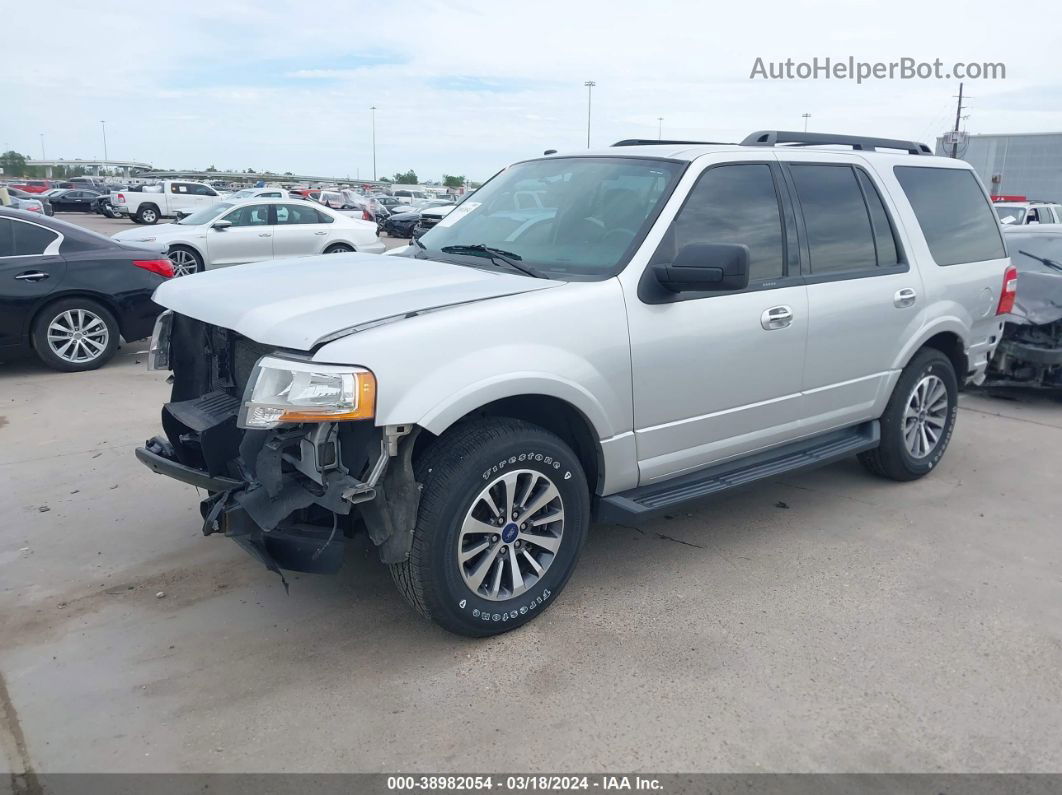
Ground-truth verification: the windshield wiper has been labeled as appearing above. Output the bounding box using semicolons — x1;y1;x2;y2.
439;244;542;278
1018;249;1062;272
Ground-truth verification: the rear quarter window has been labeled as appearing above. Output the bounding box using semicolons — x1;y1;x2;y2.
893;166;1005;266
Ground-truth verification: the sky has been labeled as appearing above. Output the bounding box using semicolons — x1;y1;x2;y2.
3;0;1062;183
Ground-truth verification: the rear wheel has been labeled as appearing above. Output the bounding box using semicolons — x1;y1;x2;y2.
324;243;354;254
32;298;119;372
136;205;159;224
859;348;958;481
167;246;203;277
390;418;589;637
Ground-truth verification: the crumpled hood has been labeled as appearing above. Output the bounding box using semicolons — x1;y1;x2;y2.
152;252;559;350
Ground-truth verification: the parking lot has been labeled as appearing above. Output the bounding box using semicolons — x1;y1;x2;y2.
0;212;1057;775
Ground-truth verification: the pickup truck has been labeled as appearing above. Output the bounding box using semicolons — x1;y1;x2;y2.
136;130;1011;637
113;180;223;225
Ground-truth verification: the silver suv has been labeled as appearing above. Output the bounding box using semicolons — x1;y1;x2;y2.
137;130;1013;636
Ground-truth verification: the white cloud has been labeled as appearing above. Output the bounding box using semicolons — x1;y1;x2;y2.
1;0;1060;181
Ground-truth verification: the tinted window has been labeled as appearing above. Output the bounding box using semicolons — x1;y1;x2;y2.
222;204;271;226
894;167;1005;265
653;164;784;282
791;165;876;274
0;218;13;256
275;204;322;224
189;184;216;196
11;220;59;255
856;170;901;266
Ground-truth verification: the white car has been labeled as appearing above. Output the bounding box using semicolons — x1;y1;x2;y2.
227;187;290;200
112;198;385;276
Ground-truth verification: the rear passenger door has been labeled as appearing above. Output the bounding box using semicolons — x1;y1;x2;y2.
784;159;925;434
272;203;333;258
623;156;809;483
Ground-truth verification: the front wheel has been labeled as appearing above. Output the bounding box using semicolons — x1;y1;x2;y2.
859;348;958;481
167;245;203;277
390;418;589;637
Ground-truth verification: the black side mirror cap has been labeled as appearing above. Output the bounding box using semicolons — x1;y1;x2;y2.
652;242;751;294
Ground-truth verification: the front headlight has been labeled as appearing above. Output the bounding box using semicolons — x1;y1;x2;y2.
238;356;377;429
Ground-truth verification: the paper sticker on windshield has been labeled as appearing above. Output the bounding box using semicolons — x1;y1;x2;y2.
435;202;480;228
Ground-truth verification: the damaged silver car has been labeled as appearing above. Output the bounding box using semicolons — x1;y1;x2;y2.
985;226;1062;389
136;131;1011;636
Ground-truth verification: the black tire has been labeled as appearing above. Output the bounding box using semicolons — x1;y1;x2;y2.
31;297;120;372
324;243;354;254
859;348;958;481
390;418;590;637
101;204;118;219
136;204;160;225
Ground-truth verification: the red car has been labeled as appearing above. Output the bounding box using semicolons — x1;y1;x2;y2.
11;180;52;194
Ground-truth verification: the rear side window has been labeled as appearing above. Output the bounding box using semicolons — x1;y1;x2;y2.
0;219;13;257
276;204;322;224
12;220;59;255
856;170;901;267
790;165;877;274
894;167;1005;265
655;163;785;282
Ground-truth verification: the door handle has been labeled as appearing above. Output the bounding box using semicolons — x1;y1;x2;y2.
314;231;328;236
15;271;49;282
760;305;793;330
894;287;917;308
258;233;272;238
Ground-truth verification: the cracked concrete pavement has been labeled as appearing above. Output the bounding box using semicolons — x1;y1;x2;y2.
1;300;1061;775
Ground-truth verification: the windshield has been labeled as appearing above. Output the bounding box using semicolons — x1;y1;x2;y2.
417;156;683;278
995;206;1026;225
178;202;233;225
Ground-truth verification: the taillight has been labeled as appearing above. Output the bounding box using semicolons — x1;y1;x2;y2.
133;258;174;279
996;265;1018;315
116;193;125;203
362;209;373;221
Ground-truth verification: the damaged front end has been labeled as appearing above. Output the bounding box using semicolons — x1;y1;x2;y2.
985;262;1062;390
135;312;421;582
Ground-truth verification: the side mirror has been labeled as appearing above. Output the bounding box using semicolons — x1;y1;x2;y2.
211;219;232;230
652;243;750;293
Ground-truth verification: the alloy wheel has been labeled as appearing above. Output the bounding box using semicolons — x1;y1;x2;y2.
168;249;199;277
904;374;949;459
457;469;564;601
47;309;109;364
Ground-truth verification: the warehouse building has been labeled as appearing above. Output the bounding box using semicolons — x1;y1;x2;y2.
934;131;1062;202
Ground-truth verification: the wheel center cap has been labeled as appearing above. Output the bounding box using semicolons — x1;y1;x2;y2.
501;523;519;543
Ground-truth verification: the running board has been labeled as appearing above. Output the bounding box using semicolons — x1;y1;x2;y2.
596;421;879;523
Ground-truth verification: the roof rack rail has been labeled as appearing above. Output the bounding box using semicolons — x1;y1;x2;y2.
611;138;733;147
741;130;932;155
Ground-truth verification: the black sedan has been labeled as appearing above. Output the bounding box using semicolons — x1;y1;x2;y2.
48;189;104;213
378;207;422;238
0;208;172;372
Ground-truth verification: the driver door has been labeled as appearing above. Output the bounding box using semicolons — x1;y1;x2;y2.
205;203;274;267
619;155;809;484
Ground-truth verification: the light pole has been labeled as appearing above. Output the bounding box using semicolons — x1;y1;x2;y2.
370;106;377;181
40;133;46;160
657;117;663;140
583;81;596;148
801;113;811;132
100;120;108;170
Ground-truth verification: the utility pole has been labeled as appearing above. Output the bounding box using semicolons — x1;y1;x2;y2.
801;113;811;132
584;81;596;148
370;106;377;181
40;133;46;160
950;82;965;159
657;117;663;140
100;120;108;164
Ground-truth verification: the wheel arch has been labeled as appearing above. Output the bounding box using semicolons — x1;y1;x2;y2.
28;290;124;346
167;241;206;266
412;392;607;495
